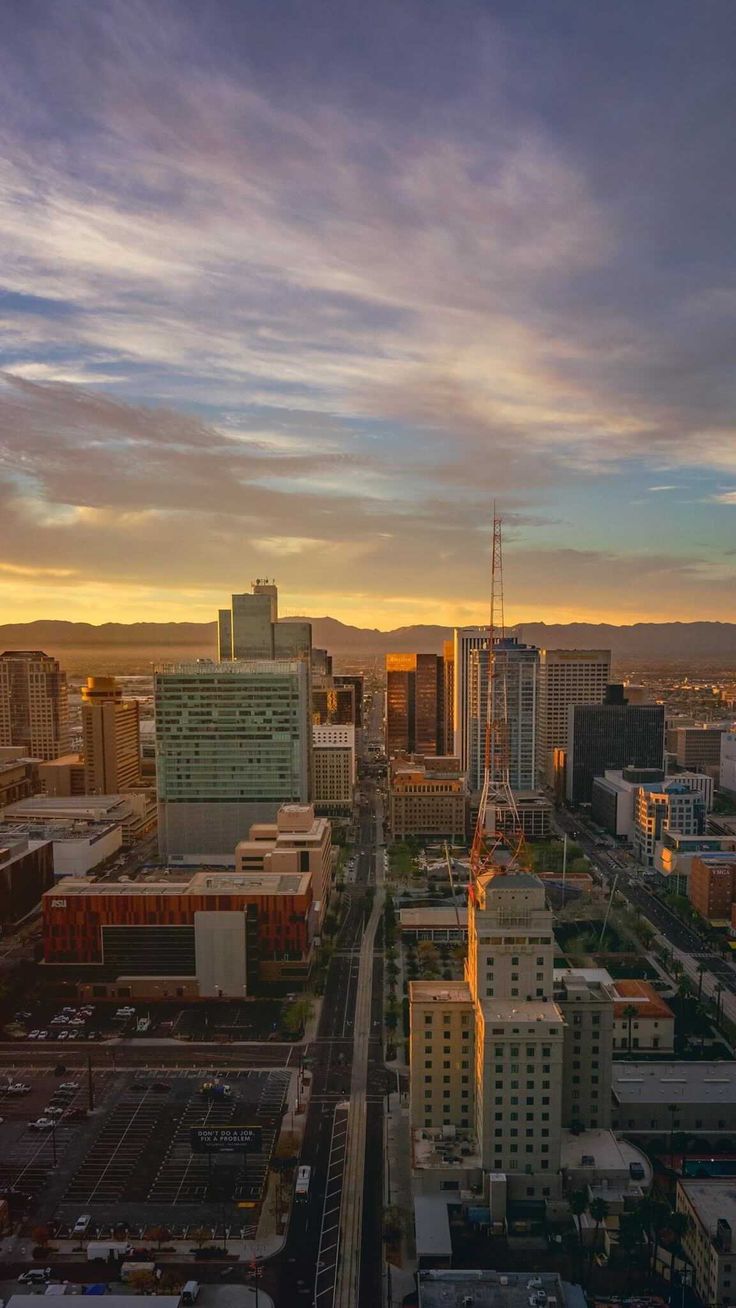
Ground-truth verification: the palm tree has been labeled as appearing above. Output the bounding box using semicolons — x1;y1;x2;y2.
696;962;706;1002
569;1189;588;1270
666;1211;692;1284
618;1210;644;1288
638;1195;672;1279
623;1004;638;1054
588;1197;609;1280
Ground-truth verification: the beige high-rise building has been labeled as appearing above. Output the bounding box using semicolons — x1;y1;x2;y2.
235;802;332;925
536;649;611;786
410;872;566;1204
81;676;141;794
0;650;70;761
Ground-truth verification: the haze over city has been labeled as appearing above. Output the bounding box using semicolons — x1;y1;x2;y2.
1;0;735;628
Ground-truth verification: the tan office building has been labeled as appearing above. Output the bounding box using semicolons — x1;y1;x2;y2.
312;724;355;815
82;677;141;793
0;650;70;761
389;755;467;841
536;649;610;786
235;802;332;924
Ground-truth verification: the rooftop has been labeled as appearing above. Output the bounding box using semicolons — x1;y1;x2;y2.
412;1126;481;1172
554;967;614;986
679;1179;736;1236
612;979;675;1021
399;907;468;927
5;795;135;819
417;1270;584;1308
0;820;120;844
613;1061;736;1104
560;1129;653;1185
480;999;564;1027
43;869;312;899
409;981;472;1004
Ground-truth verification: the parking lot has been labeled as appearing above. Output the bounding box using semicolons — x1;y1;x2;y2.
0;1066;292;1237
2;998;286;1047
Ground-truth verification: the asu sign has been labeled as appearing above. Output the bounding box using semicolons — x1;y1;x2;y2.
190;1125;262;1154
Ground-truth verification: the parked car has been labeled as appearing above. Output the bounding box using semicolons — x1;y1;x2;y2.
7;1083;31;1095
18;1268;51;1284
29;1118;55;1131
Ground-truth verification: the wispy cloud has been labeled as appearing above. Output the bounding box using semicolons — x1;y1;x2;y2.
0;0;734;622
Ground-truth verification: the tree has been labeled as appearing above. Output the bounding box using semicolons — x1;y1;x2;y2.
569;1189;588;1265
665;1211;692;1283
623;1004;638;1054
31;1225;50;1249
189;1225;211;1249
126;1268;156;1295
148;1225;172;1250
638;1195;672;1278
618;1210;645;1286
588;1197;609;1281
696;961;706;1002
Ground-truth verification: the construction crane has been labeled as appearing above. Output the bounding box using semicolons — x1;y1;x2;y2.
469;507;527;884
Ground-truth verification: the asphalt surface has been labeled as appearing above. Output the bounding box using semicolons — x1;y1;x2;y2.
265;778;386;1308
555;810;736;996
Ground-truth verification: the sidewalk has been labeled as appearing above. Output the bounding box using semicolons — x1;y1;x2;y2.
384;1086;416;1307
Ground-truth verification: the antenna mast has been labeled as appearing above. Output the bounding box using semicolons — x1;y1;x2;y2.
470;506;523;883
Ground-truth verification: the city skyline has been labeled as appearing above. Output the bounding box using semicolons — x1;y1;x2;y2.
1;1;736;628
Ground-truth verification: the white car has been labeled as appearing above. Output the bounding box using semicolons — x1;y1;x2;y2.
59;1082;79;1092
27;1030;40;1040
30;1118;55;1131
18;1269;51;1284
57;1032;69;1041
43;1106;64;1117
7;1083;31;1095
37;1031;48;1040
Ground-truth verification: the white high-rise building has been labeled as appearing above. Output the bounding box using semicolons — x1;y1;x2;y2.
468;638;538;792
721;731;736;801
155;659;310;858
536;649;611;787
452;627;488;776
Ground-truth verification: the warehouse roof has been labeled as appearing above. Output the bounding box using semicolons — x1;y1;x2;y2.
613;1061;736;1104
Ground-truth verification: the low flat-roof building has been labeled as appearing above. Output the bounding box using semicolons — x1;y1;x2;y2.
42;868;316;995
399;906;468;942
677;1179;736;1308
0;836;54;926
417;1270;586;1308
612;1061;736;1137
689;853;736;924
3;791;156;845
0;818;121;878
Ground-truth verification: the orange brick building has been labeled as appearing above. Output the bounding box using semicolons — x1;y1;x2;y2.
688;854;736;922
42;869;315;995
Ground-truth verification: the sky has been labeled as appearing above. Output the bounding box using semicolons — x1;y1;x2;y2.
0;0;735;630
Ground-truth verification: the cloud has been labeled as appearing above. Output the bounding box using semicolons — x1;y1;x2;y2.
0;1;734;622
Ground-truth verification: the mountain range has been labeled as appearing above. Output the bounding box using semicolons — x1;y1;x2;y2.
1;617;736;663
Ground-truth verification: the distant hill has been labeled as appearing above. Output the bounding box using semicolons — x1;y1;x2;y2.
1;617;736;665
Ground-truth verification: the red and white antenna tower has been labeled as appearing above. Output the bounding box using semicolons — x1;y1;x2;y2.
469;506;524;883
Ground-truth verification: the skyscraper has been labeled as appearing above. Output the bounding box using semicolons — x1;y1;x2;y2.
385;653;445;756
410;872;565;1203
217;581;311;661
0;650;70;760
81;676;141;793
452;626;488;772
566;695;665;803
536;649;611;786
467;637;539;792
442;639;454;756
155;659;310;858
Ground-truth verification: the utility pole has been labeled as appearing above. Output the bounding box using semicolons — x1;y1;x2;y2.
87;1052;95;1112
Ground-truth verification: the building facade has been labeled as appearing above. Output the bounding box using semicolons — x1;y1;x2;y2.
312;724;356;815
688;854;736;922
677;1180;736;1308
468;639;538;793
389;755;468;841
536;649;611;787
721;731;736;801
42;869;315;993
634;782;706;865
566;699;665;803
155;660;310;858
82;676;141;793
385;653;445;757
674;726;726;782
452;627;488;776
0;836;54;925
0;650;70;760
235;802;332;921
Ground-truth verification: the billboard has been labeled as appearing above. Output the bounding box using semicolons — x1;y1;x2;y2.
190;1125;263;1154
